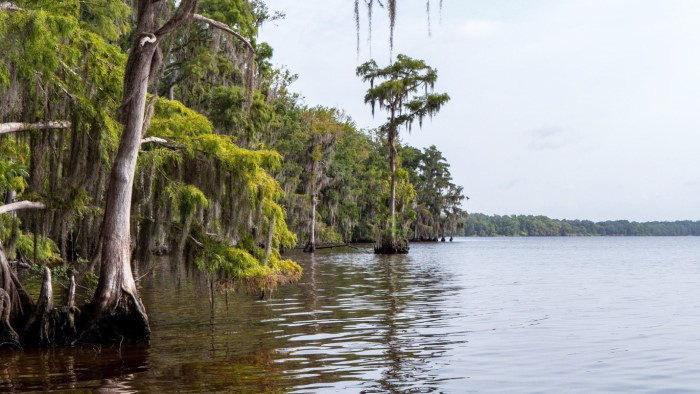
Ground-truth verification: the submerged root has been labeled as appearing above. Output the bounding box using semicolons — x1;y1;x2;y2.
55;273;81;342
0;289;20;350
1;248;150;348
22;267;56;347
78;290;150;345
374;238;409;254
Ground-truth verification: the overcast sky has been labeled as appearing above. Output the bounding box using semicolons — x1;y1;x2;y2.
259;0;700;222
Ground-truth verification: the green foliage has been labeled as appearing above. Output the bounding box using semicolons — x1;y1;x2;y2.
142;97;299;287
16;232;60;264
0;0;465;304
0;138;29;193
0;214;58;263
402;145;464;239
462;213;700;237
167;182;209;218
356;54;450;132
194;233;301;293
199;0;259;38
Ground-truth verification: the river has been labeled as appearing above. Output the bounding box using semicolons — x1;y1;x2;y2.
2;237;700;392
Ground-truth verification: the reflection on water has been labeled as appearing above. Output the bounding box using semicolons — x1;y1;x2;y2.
0;346;148;392
3;238;700;392
0;244;464;392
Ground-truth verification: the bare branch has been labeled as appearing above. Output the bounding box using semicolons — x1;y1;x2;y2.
192;14;255;54
0;2;21;12
156;0;199;37
139;33;157;47
140;137;168;145
0;121;71;135
0;201;46;215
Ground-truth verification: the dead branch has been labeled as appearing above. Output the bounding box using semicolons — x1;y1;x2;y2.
0;2;21;12
192;13;255;54
0;201;46;215
0;121;71;135
140;137;169;145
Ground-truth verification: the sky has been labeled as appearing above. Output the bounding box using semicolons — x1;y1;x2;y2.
258;0;700;222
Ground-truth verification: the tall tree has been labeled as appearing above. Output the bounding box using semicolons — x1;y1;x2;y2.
356;54;449;253
86;0;261;342
301;108;341;252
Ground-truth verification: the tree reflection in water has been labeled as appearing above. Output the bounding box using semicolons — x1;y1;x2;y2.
1;246;464;392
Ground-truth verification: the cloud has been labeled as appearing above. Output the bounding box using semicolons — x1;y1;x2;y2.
526;127;567;151
455;20;501;39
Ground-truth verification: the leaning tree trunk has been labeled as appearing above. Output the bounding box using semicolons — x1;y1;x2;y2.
82;0;202;344
81;1;162;343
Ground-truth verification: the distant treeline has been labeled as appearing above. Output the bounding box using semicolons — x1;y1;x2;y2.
461;213;700;236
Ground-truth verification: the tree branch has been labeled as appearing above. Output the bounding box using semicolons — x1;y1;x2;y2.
0;2;21;12
191;14;255;54
140;137;168;145
0;201;46;215
0;121;71;135
156;0;199;37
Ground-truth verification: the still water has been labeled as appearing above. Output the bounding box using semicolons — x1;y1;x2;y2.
2;237;700;392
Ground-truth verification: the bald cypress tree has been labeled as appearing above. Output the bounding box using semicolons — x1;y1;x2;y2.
356;54;449;253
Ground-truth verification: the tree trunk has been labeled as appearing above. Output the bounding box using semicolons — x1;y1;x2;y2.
304;193;317;253
82;0;202;343
388;128;396;236
264;216;275;263
81;1;163;343
253;186;264;242
375;127;408;254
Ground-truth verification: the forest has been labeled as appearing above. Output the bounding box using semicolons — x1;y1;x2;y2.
461;213;700;237
0;0;462;347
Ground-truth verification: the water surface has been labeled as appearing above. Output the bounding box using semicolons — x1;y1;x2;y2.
2;237;700;392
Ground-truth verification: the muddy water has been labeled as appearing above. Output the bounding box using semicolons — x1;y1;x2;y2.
2;238;700;392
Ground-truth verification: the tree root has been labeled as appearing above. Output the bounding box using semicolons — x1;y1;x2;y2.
77;289;150;345
303;240;315;253
374;239;410;254
0;289;20;350
22;267;56;346
0;262;149;349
